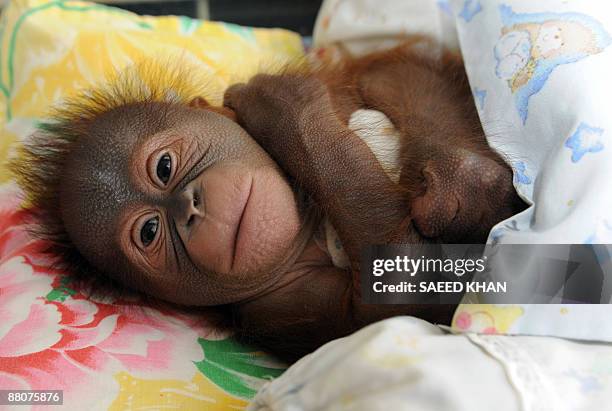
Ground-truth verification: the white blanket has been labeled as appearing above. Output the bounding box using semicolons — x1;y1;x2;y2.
249;317;612;411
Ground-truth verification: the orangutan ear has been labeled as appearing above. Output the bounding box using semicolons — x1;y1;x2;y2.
188;97;237;121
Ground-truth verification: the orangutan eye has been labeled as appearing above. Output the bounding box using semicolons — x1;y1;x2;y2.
140;216;159;247
156;153;172;184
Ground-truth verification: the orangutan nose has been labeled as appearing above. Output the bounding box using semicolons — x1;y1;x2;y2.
172;182;204;229
410;150;524;242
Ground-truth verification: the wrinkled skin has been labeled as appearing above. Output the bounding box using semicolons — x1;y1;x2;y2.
60;102;304;306
59;43;526;361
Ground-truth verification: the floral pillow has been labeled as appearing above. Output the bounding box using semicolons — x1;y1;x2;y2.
0;184;286;410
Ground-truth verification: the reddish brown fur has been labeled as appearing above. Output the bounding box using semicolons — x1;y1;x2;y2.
12;40;525;362
225;41;525;360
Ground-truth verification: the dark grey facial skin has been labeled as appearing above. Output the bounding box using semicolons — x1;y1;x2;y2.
59;102;307;306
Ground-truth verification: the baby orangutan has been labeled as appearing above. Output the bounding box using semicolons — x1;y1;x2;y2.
14;41;525;361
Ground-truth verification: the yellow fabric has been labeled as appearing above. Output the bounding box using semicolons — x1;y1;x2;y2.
111;372;248;410
0;0;304;183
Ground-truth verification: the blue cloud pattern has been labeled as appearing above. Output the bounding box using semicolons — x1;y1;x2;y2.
473;87;487;110
459;0;482;22
513;161;532;184
437;0;452;16
565;122;605;163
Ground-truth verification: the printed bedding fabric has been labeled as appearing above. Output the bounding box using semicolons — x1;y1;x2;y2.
0;0;304;409
450;0;612;341
249;317;612;411
315;0;612;342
